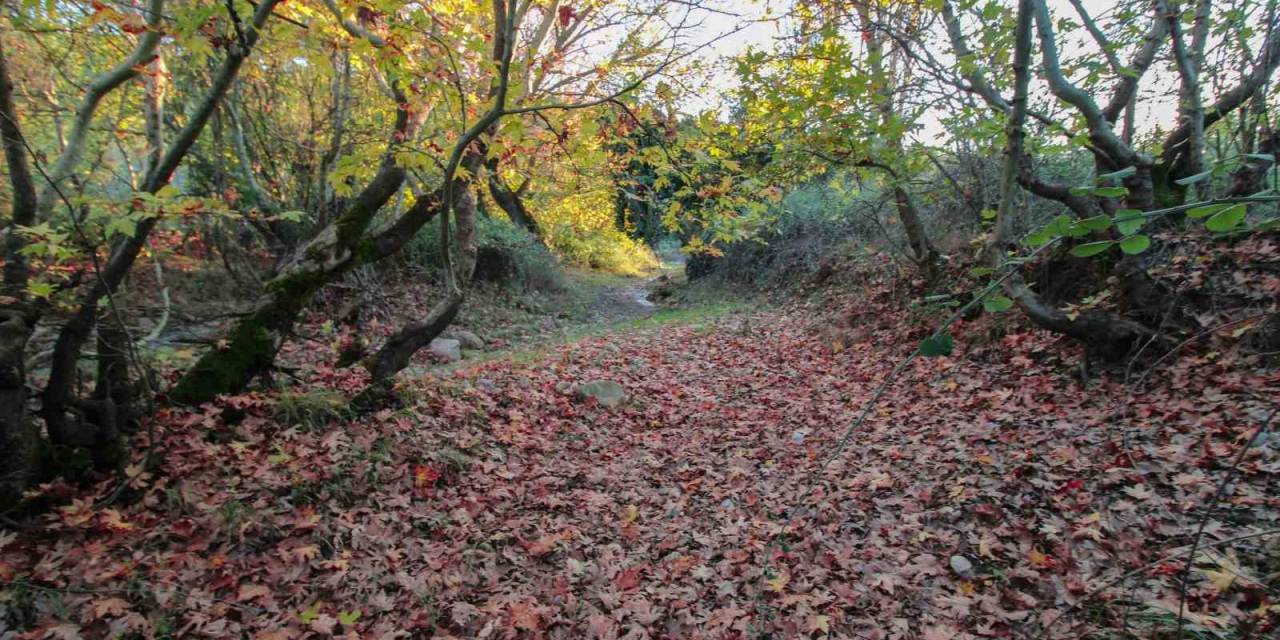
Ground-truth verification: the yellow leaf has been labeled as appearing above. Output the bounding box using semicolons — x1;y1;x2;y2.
765;572;789;593
806;614;830;633
1200;550;1249;594
978;535;993;559
621;504;639;525
1202;567;1237;593
1028;549;1054;568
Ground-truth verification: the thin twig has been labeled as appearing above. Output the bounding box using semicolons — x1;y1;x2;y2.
1174;405;1278;637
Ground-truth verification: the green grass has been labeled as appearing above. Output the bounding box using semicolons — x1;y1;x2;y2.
435;295;752;371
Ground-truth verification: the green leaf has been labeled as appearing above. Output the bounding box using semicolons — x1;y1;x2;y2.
1070;240;1115;257
1064;222;1093;238
1077;215;1113;231
969;266;994;277
1175;169;1213;186
1245;153;1275;164
1114;209;1145;235
104;216;138;239
920;332;954;357
1255;218;1280;231
338;610;362;626
1091;186;1128;198
27;281;55;298
1187;203;1229;219
980;208;997;220
1025;231;1054;247
1204;203;1246;232
1119;234;1151;255
1068;186;1093;197
299;604;321;624
1097;166;1136;180
982;295;1014;313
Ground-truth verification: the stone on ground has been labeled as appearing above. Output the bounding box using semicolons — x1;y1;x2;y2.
447;329;485;350
577;379;626;407
429;338;462;362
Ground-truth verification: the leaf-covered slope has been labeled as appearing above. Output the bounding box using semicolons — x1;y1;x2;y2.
3;300;1278;638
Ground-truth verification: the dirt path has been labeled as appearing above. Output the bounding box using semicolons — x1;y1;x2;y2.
14;299;1279;638
587;278;658;323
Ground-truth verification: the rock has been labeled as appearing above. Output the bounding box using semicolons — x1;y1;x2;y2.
428;338;462;362
949;555;975;579
447;329;485;350
576;379;626;407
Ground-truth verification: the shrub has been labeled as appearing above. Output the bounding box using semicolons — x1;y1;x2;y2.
404;215;564;292
693;180;880;284
545;223;659;275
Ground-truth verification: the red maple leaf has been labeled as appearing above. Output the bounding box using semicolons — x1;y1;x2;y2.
558;5;575;27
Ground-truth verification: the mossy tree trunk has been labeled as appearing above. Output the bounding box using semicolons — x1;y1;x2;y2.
364;187;478;382
0;35;43;508
41;0;282;455
170;108;415;403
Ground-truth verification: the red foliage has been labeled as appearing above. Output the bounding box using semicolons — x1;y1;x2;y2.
3;259;1278;638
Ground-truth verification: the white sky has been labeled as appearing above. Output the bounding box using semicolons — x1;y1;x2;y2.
674;0;1187;144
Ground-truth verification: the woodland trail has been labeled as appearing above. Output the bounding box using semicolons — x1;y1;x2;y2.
587;278;658;323
15;300;1278;638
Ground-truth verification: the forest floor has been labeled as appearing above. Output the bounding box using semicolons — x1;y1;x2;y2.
5;258;1279;639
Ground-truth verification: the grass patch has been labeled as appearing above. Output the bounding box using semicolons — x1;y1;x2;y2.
448;295;753;369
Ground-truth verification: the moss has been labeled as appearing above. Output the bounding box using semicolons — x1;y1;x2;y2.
1151;162;1188;210
273;389;351;430
169;319;276;405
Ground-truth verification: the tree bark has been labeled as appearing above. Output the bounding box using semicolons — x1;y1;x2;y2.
43;0;282;441
169;105;415;403
37;0;165;211
1228;128;1278;196
356;0;517;390
487;159;539;236
364;187;478;382
0;35;42;507
856;4;939;283
894;187;939;282
1160;9;1280;188
993;0;1155;360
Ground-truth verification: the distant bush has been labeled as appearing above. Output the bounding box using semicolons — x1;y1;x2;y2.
546;223;659;275
691;180;881;283
404;215;564;292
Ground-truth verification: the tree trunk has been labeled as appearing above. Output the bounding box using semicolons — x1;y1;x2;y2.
487;168;539;236
175;0;516;405
994;0;1157;361
856;3;939;284
0;309;37;508
42;0;283;440
169;136;415;403
364;187;478;382
1228;127;1278;196
0;34;42;508
894;186;939;283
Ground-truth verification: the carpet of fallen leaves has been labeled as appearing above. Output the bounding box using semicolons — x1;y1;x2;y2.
4;261;1280;639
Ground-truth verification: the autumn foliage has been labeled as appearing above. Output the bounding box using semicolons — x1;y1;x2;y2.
3;247;1278;638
